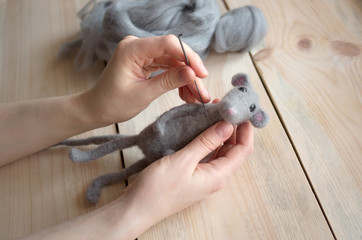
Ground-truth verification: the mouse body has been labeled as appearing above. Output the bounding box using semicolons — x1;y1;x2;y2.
58;73;268;203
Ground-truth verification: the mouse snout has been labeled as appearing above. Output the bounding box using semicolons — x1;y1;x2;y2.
219;101;240;125
227;107;237;116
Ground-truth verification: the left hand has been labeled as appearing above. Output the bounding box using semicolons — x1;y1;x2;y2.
79;35;210;126
118;121;254;230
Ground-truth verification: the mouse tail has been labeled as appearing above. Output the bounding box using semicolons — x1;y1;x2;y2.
68;135;139;162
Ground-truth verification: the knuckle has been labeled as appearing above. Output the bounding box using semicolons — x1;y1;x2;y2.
115;40;128;53
161;34;179;51
116;35;137;51
123;35;138;41
160;74;174;91
209;169;226;193
198;135;218;153
162;34;177;44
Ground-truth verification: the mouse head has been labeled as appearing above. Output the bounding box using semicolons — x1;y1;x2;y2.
219;73;268;127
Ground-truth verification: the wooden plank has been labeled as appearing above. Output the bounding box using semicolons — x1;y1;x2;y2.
118;1;333;236
0;0;123;239
225;0;362;239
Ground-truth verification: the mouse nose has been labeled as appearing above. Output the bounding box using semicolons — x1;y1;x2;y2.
227;107;237;116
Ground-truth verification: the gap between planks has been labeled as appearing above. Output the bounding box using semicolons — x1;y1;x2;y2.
248;52;337;240
222;0;230;10
219;3;335;235
103;61;130;188
114;122;129;188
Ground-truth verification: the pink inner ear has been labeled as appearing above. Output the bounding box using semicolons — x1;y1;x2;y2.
233;77;245;86
232;75;246;86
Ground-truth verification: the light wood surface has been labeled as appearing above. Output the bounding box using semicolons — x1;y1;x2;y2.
0;1;124;239
0;0;361;239
225;0;362;238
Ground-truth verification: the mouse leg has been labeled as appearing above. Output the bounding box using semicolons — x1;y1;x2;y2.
56;135;122;146
69;136;138;162
86;158;150;204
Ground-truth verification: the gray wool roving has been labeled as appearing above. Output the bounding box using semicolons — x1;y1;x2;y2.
213;6;268;53
102;0;220;60
58;0;268;70
58;73;269;203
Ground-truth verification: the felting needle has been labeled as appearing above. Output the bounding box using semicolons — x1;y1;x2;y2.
177;34;205;108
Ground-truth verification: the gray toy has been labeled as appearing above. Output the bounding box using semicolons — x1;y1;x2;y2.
59;73;268;203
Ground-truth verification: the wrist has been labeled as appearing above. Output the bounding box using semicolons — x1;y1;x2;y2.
110;192;158;239
70;91;110;130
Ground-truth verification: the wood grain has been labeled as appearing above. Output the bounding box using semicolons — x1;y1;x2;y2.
226;0;362;238
0;1;123;239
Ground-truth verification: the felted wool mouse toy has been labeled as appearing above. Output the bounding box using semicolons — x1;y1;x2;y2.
58;73;269;203
58;0;268;70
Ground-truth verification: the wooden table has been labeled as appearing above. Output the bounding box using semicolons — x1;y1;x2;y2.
0;0;361;239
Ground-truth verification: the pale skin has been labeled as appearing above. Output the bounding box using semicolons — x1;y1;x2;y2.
0;35;254;240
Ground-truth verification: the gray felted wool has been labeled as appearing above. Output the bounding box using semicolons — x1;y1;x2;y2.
58;0;268;70
58;0;220;69
213;6;268;53
102;0;220;60
58;0;111;69
58;73;269;203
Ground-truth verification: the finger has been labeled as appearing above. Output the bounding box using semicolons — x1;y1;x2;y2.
197;98;224;158
213;144;234;159
147;65;196;100
212;98;221;104
142;55;185;77
206;122;254;176
152;54;185;69
179;86;198;103
225;125;237;145
179;82;210;103
236;121;254;146
185;78;210;103
121;35;139;44
221;121;254;160
174;122;234;170
130;35;208;78
142;54;189;79
211;145;223;160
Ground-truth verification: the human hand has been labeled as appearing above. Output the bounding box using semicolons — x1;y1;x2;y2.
78;35;209;126
118;121;254;232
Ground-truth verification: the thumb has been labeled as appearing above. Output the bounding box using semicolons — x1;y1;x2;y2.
174;122;234;169
148;66;195;99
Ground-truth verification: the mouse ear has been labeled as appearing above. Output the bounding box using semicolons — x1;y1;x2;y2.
232;73;251;87
250;109;268;128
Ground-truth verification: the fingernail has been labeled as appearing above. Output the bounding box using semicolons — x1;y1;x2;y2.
203;89;210;100
216;122;233;138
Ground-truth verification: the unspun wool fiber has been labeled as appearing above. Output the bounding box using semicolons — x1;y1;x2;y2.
59;0;268;70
